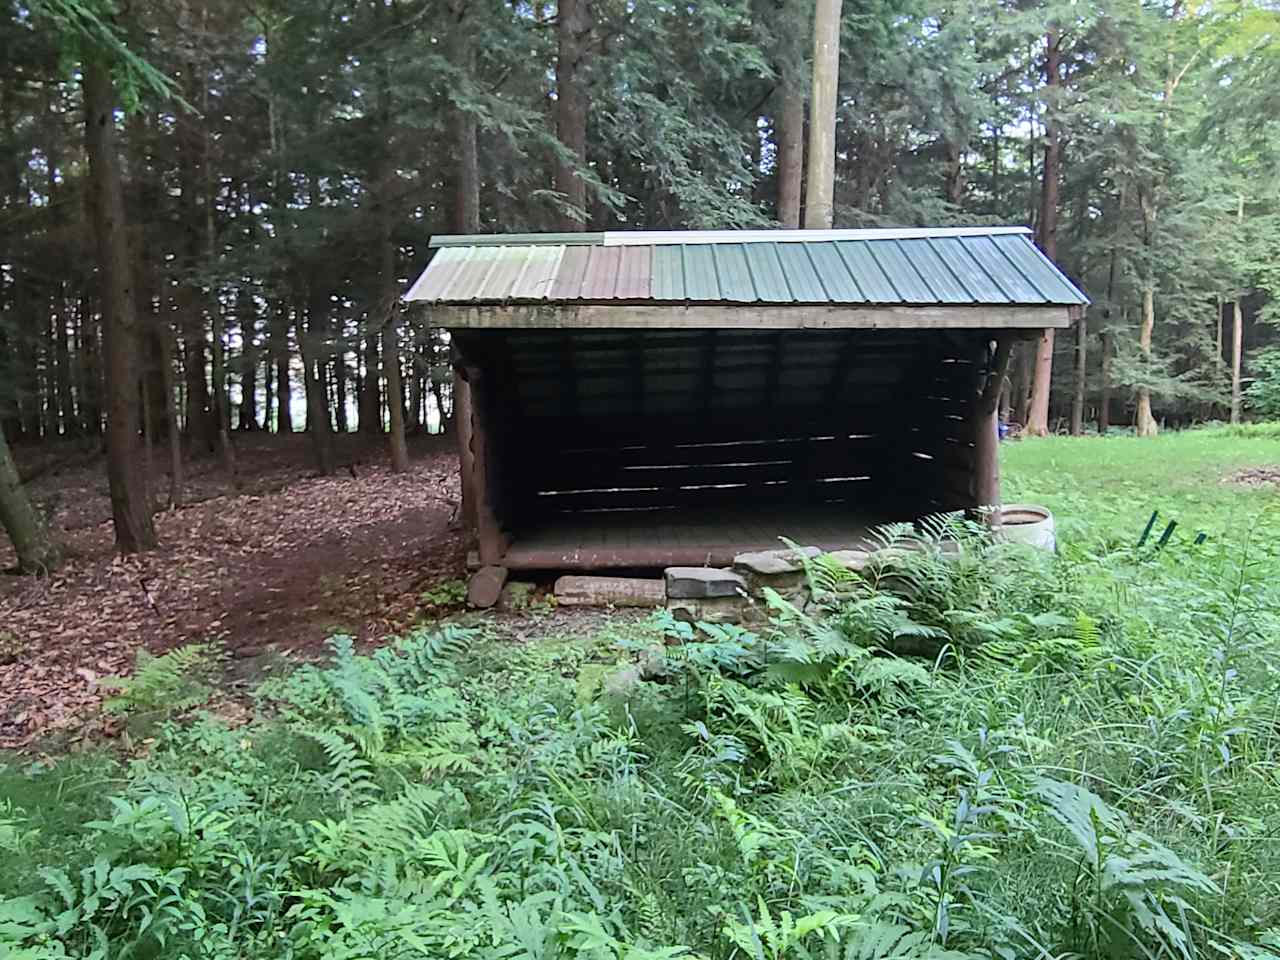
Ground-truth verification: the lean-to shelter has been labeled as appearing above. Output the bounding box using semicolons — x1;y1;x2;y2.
404;227;1088;571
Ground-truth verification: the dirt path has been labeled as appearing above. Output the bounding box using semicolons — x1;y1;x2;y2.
0;436;466;748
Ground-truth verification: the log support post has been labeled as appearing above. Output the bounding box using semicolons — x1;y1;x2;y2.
973;335;1013;510
452;336;509;565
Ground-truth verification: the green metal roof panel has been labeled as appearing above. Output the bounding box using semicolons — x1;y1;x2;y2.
835;241;900;302
741;243;792;302
865;241;934;302
681;245;720;301
989;234;1089;304
898;238;972;303
712;244;756;302
960;236;1046;303
774;243;828;301
404;227;1090;307
651;245;684;300
802;242;865;302
926;237;1008;304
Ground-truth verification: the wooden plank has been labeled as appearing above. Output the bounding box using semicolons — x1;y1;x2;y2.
433;303;1075;331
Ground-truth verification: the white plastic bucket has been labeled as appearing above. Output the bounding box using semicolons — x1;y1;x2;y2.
991;504;1056;552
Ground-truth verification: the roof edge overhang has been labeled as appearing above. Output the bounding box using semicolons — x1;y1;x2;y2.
434;302;1079;331
429;226;1034;249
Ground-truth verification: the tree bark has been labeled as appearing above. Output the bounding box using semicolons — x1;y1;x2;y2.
1026;30;1060;438
555;0;591;230
974;338;1012;508
360;329;381;433
83;54;157;552
237;293;259;430
803;0;842;229
274;311;293;433
300;289;335;475
453;107;479;234
376;8;409;473
1012;345;1032;427
1230;195;1245;424
1230;297;1244;425
1070;313;1087;435
0;427;61;573
776;82;804;227
382;327;409;472
160;324;182;508
1098;330;1112;434
77;300;103;435
1135;286;1158;437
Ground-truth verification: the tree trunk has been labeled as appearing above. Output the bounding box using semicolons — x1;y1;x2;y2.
263;343;275;434
78;300;102;435
555;0;591;230
183;312;212;452
1230;195;1245;424
1098;330;1112;434
1214;295;1223;370
55;303;74;436
1012;345;1032;427
83;54;157;552
1230;296;1244;425
382;328;409;472
375;31;410;473
0;427;61;573
1070;312;1087;435
333;354;349;433
360;329;381;433
160;324;182;508
1135;286;1158;437
275;309;293;433
1026;31;1060;438
300;293;334;475
237;294;259;430
776;82;804;227
803;0;842;229
453;107;479;234
211;305;236;477
432;379;448;435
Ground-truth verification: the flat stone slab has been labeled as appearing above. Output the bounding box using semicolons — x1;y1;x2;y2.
827;549;872;571
467;565;508;609
664;566;747;600
668;595;764;625
554;575;666;608
733;545;821;576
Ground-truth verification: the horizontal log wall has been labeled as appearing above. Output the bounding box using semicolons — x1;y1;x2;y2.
452;328;993;534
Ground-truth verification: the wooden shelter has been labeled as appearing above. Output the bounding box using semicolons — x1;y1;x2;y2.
404;228;1088;572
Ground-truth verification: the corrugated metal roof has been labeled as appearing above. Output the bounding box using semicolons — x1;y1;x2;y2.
403;228;1089;307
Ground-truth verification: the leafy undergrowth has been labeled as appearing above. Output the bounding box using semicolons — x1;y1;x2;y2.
1;429;1279;959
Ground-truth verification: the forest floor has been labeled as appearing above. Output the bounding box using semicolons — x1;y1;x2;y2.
2;424;1277;752
0;433;475;749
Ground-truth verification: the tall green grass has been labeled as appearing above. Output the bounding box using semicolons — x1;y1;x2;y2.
1;427;1278;959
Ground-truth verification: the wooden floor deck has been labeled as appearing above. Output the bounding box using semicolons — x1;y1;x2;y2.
501;506;891;570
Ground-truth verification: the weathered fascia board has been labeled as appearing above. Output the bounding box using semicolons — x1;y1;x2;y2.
433;303;1078;331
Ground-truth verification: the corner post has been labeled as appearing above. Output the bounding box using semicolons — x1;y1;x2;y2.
973;335;1012;509
452;338;508;565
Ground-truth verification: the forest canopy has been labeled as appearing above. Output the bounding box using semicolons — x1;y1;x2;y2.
1;0;1278;509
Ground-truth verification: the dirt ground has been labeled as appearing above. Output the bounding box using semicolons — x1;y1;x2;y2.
0;433;472;749
1225;466;1280;487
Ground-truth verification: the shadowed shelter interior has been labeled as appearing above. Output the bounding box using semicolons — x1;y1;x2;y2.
405;229;1087;571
